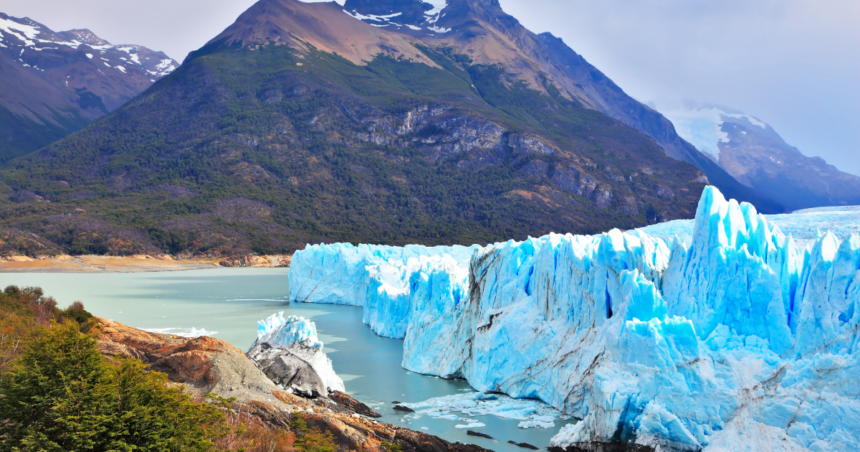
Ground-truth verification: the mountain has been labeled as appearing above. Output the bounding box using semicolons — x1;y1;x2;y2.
664;105;860;211
0;13;178;161
337;0;782;213
0;0;756;257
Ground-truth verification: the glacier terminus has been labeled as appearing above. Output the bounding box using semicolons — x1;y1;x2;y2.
289;186;860;452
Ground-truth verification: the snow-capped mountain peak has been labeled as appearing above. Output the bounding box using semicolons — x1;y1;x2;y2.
663;103;860;210
662;106;769;161
0;11;181;157
340;0;451;34
0;13;178;79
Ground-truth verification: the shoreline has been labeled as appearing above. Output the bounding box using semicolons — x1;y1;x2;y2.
0;254;290;273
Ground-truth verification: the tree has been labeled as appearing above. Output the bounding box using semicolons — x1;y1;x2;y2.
0;321;228;451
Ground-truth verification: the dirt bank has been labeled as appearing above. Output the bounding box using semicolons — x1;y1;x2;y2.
0;254;290;273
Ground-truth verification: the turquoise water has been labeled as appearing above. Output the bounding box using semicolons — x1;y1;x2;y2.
0;269;570;451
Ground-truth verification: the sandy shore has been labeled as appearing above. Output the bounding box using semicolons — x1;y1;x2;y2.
0;255;228;273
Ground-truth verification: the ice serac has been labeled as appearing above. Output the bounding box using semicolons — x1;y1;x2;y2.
248;312;344;396
289;186;860;451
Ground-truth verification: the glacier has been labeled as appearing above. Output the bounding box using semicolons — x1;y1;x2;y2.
289;186;860;451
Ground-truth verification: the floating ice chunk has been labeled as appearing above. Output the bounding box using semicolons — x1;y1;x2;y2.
143;327;217;338
399;392;562;429
252;312;343;393
256;312;322;348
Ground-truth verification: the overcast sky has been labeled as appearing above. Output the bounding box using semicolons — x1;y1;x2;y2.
2;0;857;176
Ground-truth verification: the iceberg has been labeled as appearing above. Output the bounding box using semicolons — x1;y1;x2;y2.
289;186;860;451
249;312;344;395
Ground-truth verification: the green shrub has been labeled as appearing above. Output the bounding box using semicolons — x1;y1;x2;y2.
0;321;228;451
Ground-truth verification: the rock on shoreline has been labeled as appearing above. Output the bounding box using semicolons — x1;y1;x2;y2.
95;317;486;452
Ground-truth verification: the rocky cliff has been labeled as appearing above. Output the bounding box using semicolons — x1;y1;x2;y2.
96;317;489;452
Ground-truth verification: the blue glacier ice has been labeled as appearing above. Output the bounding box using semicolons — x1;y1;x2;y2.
255;311;323;348
289;186;860;451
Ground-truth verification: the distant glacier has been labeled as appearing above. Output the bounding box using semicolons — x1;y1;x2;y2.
289;186;860;452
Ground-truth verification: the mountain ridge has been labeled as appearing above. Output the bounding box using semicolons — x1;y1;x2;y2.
0;0;778;256
0;12;178;160
665;105;860;211
333;0;783;212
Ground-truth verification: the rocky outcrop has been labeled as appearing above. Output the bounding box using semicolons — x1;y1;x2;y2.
95;317;488;452
248;342;329;398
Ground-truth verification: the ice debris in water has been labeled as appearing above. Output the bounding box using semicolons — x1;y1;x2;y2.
256;312;322;348
289;186;860;451
144;327;216;338
403;392;563;429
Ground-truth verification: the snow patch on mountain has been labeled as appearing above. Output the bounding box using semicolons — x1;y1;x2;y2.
662;107;729;160
663;106;770;161
339;0;450;33
0;16;39;46
0;13;177;77
290;186;860;451
424;0;448;20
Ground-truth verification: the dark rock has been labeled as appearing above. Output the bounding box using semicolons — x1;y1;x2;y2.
467;430;493;439
508;441;539;450
329;390;381;418
265;353;327;398
391;400;402;404
518;160;550;180
393;405;415;412
248;343;328;398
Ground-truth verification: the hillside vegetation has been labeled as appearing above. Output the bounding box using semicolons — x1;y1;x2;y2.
0;43;704;257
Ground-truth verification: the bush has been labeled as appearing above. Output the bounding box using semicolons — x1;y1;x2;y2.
0;321;229;451
289;414;338;452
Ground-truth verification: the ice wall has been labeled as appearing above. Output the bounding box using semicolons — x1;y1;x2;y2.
289;187;860;451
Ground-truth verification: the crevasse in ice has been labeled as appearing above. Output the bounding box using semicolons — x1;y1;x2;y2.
289;186;860;451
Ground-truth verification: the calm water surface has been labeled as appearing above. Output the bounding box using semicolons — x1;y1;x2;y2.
0;269;570;451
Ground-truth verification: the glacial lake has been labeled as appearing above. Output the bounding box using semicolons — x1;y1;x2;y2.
0;268;572;451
